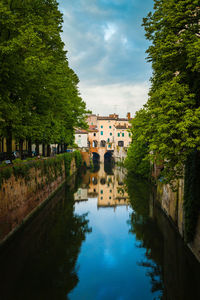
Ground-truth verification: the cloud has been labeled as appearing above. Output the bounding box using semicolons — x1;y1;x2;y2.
103;23;117;41
79;81;150;117
58;0;153;114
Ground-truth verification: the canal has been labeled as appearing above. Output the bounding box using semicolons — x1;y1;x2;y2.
0;164;200;299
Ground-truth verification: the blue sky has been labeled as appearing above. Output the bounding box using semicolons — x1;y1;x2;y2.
58;0;154;117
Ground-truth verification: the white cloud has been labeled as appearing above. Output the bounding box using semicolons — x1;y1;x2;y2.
104;23;117;41
79;81;150;117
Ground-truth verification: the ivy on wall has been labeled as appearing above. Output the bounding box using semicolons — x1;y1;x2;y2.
0;151;83;189
184;150;200;243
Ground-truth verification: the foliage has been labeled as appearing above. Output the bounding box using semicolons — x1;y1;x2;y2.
73;150;82;169
125;109;151;179
0;151;83;188
127;1;200;183
0;0;88;156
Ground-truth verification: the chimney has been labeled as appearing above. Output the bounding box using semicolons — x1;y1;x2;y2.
127;112;131;120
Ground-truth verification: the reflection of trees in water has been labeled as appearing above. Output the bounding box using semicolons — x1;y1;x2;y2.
104;161;114;175
126;174;200;300
117;187;125;196
100;178;106;185
0;184;92;300
126;175;164;299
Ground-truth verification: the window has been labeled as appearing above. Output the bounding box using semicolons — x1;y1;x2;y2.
110;189;112;193
101;131;103;135
118;141;124;147
91;122;93;125
94;133;96;136
129;133;131;137
101;190;103;194
109;126;112;128
101;125;103;128
109;196;112;200
100;140;106;147
122;132;124;137
118;133;120;137
101;196;103;200
107;138;110;142
110;133;112;136
108;144;111;148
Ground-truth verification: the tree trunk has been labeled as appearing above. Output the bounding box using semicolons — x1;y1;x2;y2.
61;144;64;153
19;139;23;159
28;139;32;157
57;144;60;154
42;143;46;157
47;144;51;157
6;127;12;161
35;141;39;156
64;143;67;152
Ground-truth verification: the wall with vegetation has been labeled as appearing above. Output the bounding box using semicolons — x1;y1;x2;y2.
0;151;82;242
157;176;200;262
157;180;184;236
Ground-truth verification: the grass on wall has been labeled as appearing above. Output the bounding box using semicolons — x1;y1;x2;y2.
0;151;82;189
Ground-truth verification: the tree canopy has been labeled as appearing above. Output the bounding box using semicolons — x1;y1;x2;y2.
126;0;200;183
0;0;88;156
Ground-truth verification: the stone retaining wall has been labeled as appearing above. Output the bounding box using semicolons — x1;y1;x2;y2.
0;157;76;243
157;180;200;261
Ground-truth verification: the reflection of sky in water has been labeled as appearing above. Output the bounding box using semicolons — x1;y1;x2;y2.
69;198;160;300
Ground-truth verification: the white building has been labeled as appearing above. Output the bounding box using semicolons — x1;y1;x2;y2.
75;129;88;148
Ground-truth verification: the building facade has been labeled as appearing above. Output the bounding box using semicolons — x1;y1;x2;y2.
75;129;88;148
87;113;132;162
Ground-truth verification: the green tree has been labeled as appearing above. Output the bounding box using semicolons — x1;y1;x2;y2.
0;0;88;159
127;0;200;183
125;109;151;178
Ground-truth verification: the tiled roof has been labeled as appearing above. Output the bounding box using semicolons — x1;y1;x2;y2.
89;125;99;132
97;116;117;120
118;118;129;121
75;129;88;134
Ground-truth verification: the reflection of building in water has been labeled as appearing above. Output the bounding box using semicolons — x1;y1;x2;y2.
74;188;88;202
88;164;129;209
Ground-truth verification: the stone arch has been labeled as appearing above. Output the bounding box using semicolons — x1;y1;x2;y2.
104;151;114;163
118;141;124;147
100;140;106;147
93;140;98;147
92;152;100;164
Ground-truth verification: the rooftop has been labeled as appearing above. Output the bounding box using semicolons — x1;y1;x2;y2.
75;129;88;134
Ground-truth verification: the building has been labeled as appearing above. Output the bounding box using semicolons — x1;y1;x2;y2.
86;113;132;163
75;129;88;149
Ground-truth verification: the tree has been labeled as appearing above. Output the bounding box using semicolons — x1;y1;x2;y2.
125;109;151;178
127;0;200;183
0;0;88;159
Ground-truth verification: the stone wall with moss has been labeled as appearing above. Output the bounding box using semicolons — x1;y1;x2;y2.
0;151;82;242
157;178;200;262
157;180;184;236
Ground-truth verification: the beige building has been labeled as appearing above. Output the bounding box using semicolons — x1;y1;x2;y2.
87;113;132;162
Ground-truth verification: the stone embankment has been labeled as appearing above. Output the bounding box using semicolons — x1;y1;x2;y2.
156;180;200;262
0;152;81;244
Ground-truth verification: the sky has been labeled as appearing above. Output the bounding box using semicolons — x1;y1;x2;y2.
58;0;154;117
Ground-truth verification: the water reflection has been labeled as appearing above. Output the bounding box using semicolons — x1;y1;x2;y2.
74;164;129;209
126;175;200;300
0;181;91;300
0;166;200;300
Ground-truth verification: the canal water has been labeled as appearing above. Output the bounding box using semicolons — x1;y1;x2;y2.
0;164;200;300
